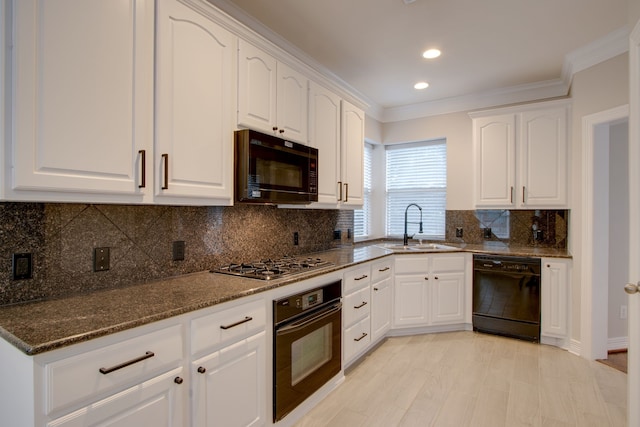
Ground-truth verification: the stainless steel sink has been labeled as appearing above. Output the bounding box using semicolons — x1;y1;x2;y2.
375;243;460;252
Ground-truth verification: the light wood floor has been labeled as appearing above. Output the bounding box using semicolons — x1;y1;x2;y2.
295;331;627;427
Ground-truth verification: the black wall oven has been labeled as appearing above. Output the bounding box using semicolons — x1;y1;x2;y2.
473;255;541;342
273;281;342;422
235;129;318;204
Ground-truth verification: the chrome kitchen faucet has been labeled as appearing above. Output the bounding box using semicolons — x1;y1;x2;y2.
403;203;423;246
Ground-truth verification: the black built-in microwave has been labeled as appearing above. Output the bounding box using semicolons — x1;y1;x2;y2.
235;129;318;204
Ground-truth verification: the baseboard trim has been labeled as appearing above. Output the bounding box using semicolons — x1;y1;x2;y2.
608;336;628;351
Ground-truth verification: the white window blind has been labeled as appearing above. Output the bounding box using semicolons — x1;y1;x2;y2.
386;140;446;238
354;142;373;238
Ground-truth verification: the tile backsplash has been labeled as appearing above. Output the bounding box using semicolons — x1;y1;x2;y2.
446;209;568;248
1;202;567;306
0;203;353;305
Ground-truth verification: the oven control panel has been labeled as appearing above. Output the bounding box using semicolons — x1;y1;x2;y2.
297;289;323;310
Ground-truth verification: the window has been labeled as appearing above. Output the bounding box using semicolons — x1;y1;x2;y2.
386;140;446;239
354;142;373;238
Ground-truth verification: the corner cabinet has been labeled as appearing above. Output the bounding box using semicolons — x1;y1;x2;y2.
237;39;308;144
9;0;155;202
394;253;466;328
471;100;570;209
154;0;235;205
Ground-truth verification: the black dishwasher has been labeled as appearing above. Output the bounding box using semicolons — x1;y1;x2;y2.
472;255;541;342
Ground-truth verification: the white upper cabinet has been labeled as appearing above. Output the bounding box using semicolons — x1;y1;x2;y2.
472;100;570;209
340;100;365;208
155;0;235;205
10;0;154;202
308;81;341;205
237;40;308;143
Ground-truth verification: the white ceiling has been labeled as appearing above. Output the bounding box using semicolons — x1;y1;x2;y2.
212;0;629;120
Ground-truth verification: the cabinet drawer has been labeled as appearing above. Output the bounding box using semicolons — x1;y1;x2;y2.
431;254;465;272
344;286;371;326
191;298;266;355
371;259;392;282
343;264;371;293
45;324;183;415
344;316;370;363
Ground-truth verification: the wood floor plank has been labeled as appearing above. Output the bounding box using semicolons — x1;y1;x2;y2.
294;331;627;427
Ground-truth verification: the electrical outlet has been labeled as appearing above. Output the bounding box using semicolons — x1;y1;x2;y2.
172;241;185;261
621;305;628;319
455;227;463;238
333;230;342;240
293;231;299;246
93;247;110;272
483;228;492;239
12;253;33;280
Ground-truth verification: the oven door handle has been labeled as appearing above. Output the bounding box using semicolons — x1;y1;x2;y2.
276;303;342;336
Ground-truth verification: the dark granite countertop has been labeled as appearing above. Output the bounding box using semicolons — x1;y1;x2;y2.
0;245;391;355
0;243;570;356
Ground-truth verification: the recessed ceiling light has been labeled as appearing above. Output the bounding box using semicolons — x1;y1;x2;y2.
422;49;441;59
414;82;429;90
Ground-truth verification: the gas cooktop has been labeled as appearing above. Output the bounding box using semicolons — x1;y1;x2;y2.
211;256;332;280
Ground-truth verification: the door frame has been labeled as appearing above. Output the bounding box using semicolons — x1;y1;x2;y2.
581;104;629;361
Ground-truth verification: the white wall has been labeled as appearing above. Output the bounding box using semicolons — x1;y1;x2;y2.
608;120;630;342
569;53;629;342
378;112;473;210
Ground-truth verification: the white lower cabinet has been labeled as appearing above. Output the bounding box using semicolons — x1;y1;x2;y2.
189;298;267;427
541;258;570;338
191;332;265;427
394;253;466;328
47;367;185;427
370;259;393;342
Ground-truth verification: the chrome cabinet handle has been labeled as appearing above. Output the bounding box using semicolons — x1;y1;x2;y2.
220;316;253;330
99;351;155;374
138;150;146;188
161;154;169;190
355;275;368;281
354;301;368;309
354;332;368;342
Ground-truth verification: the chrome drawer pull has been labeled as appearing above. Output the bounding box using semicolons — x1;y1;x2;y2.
99;351;155;374
354;301;368;309
354;275;368;281
220;316;253;330
354;332;368;342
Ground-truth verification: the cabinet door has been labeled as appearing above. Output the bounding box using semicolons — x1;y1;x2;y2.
341;100;365;207
47;368;186;427
371;276;392;341
276;62;308;143
394;274;428;326
541;259;569;337
520;108;568;207
309;82;341;205
155;0;235;204
192;332;266;427
474;114;516;207
12;0;154;200
237;40;277;134
430;272;465;324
